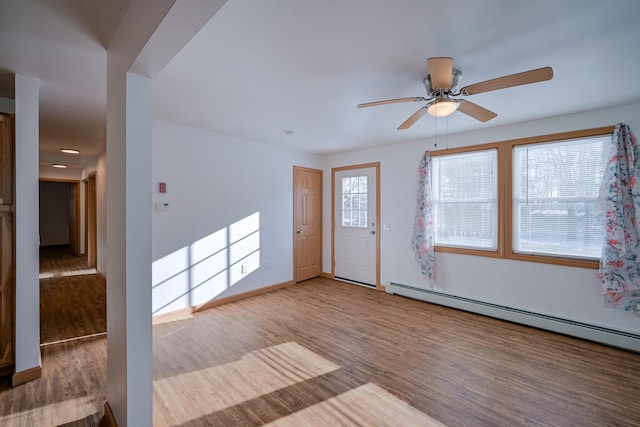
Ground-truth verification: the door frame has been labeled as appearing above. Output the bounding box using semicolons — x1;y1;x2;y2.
85;173;97;268
38;178;80;255
293;166;323;282
331;162;381;290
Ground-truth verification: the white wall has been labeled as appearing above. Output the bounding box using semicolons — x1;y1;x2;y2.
0;97;14;114
14;74;40;374
322;101;640;336
38;168;85;253
38;181;72;246
39;166;82;181
95;153;107;275
152;120;320;315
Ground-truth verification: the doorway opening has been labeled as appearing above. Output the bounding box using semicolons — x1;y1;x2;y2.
39;179;105;345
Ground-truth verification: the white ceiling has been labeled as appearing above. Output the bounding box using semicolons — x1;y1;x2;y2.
0;0;130;170
1;0;640;168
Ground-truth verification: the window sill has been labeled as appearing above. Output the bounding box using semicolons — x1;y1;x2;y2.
435;245;503;259
435;245;599;269
506;252;599;269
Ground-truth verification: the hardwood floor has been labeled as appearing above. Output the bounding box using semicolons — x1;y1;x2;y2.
1;275;639;426
0;245;107;426
39;245;105;344
153;278;640;426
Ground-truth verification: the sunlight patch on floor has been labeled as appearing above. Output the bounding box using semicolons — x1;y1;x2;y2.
153;342;340;425
39;268;98;279
265;383;446;426
0;396;97;427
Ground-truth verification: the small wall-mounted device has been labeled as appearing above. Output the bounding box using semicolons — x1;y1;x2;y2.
159;182;167;193
155;202;169;211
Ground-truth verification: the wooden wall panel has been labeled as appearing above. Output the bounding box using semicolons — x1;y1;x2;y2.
0;113;15;374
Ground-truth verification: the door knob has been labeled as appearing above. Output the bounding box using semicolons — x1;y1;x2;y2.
297;229;302;234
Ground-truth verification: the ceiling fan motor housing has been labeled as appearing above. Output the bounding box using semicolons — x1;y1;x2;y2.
424;68;462;96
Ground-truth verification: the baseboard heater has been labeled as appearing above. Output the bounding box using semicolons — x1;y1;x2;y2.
387;282;640;353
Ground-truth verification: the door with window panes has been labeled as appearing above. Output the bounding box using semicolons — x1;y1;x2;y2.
334;167;376;286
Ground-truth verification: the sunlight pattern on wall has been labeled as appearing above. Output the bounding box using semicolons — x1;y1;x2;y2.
152;212;260;315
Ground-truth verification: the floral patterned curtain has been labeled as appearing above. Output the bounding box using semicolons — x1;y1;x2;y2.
597;123;640;314
411;151;436;288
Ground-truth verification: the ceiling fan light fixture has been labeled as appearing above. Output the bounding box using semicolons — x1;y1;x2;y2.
427;100;459;118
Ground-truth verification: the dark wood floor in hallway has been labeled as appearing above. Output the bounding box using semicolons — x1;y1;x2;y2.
1;273;639;426
0;245;107;426
39;245;106;344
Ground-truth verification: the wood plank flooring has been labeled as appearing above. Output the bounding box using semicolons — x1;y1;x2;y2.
39;245;105;344
1;272;639;426
152;277;640;426
0;245;107;426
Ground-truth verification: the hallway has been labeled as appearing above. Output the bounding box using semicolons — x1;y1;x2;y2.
39;245;105;344
0;245;108;426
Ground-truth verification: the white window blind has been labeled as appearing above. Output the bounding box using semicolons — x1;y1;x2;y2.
512;136;608;259
432;149;498;250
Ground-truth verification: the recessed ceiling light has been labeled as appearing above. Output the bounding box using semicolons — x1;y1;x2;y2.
60;148;80;154
52;164;67;168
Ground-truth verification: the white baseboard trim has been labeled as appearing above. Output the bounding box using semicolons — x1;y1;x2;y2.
387;282;640;353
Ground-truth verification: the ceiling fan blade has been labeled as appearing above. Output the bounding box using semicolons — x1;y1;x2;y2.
397;107;428;130
427;57;453;89
460;66;553;96
357;97;427;108
457;99;497;122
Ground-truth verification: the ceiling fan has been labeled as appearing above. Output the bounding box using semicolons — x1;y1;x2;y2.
358;57;553;130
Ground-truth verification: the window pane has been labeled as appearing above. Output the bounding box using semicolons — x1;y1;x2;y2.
342;177;350;193
350;177;358;191
513;136;607;259
351;194;360;211
342;211;350;226
360;211;367;228
351;211;359;227
432;149;498;250
341;175;369;228
358;176;368;193
360;194;368;211
435;202;496;248
515;201;602;258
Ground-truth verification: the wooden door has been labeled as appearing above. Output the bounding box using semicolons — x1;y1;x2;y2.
68;182;78;255
0;113;15;374
86;174;97;268
294;167;322;282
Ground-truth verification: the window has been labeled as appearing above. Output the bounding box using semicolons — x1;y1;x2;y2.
425;126;613;268
341;176;368;227
510;135;608;260
431;144;502;255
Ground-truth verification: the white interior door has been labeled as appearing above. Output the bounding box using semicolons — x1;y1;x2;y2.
334;167;376;286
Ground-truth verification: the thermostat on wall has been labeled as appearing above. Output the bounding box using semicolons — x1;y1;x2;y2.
155;202;169;211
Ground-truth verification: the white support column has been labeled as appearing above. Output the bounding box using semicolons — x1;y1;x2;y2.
14;74;40;378
106;66;153;426
124;71;153;424
105;1;228;424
